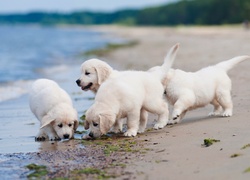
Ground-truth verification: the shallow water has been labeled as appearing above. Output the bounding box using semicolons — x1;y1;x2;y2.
0;65;94;154
0;25;122;154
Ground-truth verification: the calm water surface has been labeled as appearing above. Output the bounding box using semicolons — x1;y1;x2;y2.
0;25;121;153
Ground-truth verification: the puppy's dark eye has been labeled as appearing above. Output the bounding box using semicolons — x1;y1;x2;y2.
58;124;63;128
68;123;72;127
85;71;90;75
93;122;98;127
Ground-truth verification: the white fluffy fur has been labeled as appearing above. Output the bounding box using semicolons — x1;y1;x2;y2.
76;59;118;93
84;44;179;138
161;55;250;124
29;79;79;141
85;71;169;138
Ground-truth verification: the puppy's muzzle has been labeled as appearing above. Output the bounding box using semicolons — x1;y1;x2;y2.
76;79;81;86
89;132;94;138
63;134;70;139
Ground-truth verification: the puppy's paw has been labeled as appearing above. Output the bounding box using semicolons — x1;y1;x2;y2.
153;123;166;130
208;111;222;116
124;130;137;137
167;120;178;125
48;135;61;141
137;126;146;134
173;115;180;120
35;136;46;141
111;127;122;134
222;110;232;117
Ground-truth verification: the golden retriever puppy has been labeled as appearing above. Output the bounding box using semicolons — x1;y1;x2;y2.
29;79;79;141
76;59;118;93
77;44;179;134
84;44;179;138
159;55;249;124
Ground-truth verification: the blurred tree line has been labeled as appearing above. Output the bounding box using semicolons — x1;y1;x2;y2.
0;0;250;25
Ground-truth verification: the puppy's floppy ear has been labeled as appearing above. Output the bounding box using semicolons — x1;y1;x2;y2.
74;120;79;131
99;113;115;135
94;65;112;85
40;116;55;129
84;120;90;130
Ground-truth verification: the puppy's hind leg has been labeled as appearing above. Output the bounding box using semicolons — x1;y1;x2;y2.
209;99;223;116
217;90;233;117
138;108;148;133
145;99;169;130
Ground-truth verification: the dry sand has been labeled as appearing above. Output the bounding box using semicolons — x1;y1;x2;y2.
94;25;250;179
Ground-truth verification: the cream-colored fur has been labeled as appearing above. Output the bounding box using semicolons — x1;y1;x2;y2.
84;44;179;138
161;55;250;124
76;59;118;93
29;79;79;141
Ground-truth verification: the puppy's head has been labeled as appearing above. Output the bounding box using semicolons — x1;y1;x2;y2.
41;107;79;140
84;104;115;138
76;59;113;93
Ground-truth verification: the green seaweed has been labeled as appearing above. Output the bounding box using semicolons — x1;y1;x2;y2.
230;153;242;158
83;41;138;57
72;167;115;179
203;138;220;147
103;144;120;155
26;163;48;179
80;114;86;120
243;167;250;173
241;144;250;150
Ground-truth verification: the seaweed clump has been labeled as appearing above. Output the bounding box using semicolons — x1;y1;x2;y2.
203;138;220;147
26;163;48;179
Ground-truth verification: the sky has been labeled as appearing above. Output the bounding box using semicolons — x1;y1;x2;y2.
0;0;176;14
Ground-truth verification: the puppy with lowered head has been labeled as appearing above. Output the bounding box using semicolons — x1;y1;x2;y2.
84;44;179;138
29;79;79;141
156;55;249;124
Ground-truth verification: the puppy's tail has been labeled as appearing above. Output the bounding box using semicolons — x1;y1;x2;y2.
216;55;250;72
161;43;179;71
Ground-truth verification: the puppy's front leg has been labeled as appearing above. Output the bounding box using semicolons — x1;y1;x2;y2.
171;98;190;124
124;111;140;137
111;118;124;133
35;129;47;141
43;125;61;141
168;110;187;125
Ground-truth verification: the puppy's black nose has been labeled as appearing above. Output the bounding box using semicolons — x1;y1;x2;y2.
63;134;70;139
76;79;81;86
89;132;94;138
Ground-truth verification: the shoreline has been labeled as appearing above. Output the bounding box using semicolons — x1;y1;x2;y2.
1;25;250;179
89;25;250;179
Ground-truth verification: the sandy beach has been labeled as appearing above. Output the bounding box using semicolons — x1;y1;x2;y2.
92;25;250;179
1;25;250;179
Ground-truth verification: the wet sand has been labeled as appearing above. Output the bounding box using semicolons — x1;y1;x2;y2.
98;25;250;179
1;25;250;179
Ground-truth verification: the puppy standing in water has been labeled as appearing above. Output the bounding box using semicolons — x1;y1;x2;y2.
29;79;79;141
158;55;249;124
84;45;179;138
